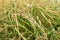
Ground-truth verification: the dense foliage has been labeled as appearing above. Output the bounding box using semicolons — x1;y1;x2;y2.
0;0;60;40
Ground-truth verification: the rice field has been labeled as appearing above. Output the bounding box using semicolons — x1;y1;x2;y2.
0;0;60;40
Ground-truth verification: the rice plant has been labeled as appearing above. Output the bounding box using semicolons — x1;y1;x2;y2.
0;0;60;40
